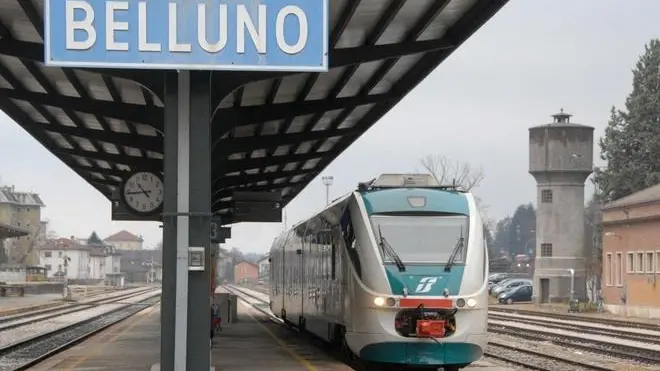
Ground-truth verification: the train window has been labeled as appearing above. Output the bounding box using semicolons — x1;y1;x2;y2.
331;242;336;280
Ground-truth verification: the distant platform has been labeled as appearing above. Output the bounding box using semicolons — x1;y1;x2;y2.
0;293;62;316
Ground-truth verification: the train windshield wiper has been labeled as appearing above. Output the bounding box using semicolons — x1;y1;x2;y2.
377;225;406;272
445;228;465;272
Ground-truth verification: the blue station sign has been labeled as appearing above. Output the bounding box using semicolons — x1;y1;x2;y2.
44;0;328;72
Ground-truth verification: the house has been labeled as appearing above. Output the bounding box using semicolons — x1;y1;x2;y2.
119;249;162;283
258;254;270;282
38;237;123;285
601;183;660;319
104;230;144;251
234;261;258;284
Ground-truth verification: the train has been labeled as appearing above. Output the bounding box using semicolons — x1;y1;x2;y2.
268;173;489;371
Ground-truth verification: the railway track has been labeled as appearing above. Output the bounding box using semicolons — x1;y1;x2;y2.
226;285;620;371
0;288;161;371
0;287;158;332
489;306;660;331
489;312;660;345
488;323;660;366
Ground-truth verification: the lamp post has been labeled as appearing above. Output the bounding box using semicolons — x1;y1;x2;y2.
321;176;334;205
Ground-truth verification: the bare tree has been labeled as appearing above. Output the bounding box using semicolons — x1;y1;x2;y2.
419;154;484;190
419;154;487;219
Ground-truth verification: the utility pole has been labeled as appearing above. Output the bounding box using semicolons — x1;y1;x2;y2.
321;176;334;205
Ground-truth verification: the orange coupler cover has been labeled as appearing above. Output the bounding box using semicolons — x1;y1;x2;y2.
416;320;446;338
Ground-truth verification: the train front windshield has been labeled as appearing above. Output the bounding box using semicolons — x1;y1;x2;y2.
370;214;469;263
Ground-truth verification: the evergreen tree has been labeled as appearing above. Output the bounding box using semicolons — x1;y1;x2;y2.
87;231;103;245
596;39;660;201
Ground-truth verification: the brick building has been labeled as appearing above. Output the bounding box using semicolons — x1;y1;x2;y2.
234;261;258;284
601;183;660;319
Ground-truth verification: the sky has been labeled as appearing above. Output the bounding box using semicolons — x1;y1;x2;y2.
1;0;659;253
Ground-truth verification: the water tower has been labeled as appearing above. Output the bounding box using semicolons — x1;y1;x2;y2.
528;109;594;303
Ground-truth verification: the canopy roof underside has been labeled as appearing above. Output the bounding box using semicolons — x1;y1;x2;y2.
0;0;508;224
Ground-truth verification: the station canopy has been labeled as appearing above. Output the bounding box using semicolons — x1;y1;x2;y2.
0;221;29;239
0;0;508;224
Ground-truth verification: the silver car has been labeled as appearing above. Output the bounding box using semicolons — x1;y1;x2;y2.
491;278;532;296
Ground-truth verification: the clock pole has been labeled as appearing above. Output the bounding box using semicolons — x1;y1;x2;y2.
160;71;214;371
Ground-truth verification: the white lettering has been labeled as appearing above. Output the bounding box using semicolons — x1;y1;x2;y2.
168;3;191;52
138;2;161;52
236;4;266;54
276;6;308;55
65;1;96;50
198;4;228;53
105;1;129;51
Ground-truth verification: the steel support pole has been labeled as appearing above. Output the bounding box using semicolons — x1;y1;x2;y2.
160;72;178;371
159;71;212;371
187;70;212;370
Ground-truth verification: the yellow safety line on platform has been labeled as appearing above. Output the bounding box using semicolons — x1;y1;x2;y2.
244;304;319;371
63;303;160;371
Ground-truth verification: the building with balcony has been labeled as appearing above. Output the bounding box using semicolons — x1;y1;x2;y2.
0;185;46;265
38;237;123;284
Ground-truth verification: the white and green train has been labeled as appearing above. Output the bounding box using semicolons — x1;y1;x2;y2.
269;173;489;371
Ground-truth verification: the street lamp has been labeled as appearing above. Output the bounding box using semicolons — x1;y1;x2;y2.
321;176;334;205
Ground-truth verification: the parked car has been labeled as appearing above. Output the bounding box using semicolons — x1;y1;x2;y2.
491;278;532;297
488;274;511;293
498;284;533;304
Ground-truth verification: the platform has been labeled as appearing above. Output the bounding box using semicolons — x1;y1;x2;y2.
29;299;511;371
0;293;62;316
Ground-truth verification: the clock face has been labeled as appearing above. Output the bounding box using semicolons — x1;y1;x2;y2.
122;172;164;214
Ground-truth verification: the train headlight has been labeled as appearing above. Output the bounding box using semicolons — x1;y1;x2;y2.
455;298;466;307
466;298;477;308
386;297;396;306
373;297;385;306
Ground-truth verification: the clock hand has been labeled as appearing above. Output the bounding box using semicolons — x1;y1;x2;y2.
125;191;147;195
137;184;151;197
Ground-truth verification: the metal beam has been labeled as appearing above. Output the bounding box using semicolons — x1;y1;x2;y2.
331;38;455;67
69;165;130;179
53;147;162;169
214;169;315;188
213;152;324;176
207;39;455;102
215;92;397;127
0;38;162;94
0;87;160;127
212;181;300;203
25;122;162;152
215;127;358;155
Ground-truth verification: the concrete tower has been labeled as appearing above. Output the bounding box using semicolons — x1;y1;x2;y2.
529;110;594;303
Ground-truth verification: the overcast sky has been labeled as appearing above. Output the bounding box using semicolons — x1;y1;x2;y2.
1;0;658;253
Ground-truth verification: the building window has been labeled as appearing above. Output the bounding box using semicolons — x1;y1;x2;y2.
636;252;644;273
540;243;553;257
541;189;553;203
615;252;622;286
45;264;51;270
626;252;634;273
45;251;52;258
58;251;63;258
605;253;612;286
657;251;660;274
646;252;655;273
